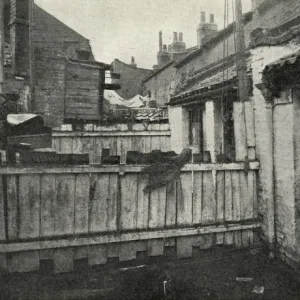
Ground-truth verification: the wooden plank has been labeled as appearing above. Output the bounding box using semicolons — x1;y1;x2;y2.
8;251;40;273
136;241;147;252
0;161;260;175
74;246;88;260
40;249;54;260
224;172;233;245
19;175;40;239
107;244;119;258
119;242;137;261
147;239;164;257
144;136;152;153
7;175;18;240
165;180;177;227
202;171;215;224
88;244;107;265
0;222;261;253
177;236;194;258
192;172;202;225
199;234;215;250
240;171;251;246
149;186;166;229
253;172;258;218
232;172;242;248
89;174;109;233
0;176;6;241
40;175;56;237
136;174;149;230
72;137;83;154
177;173;193;226
0;254;7;271
151;136;161;151
52;131;171;137
55;175;76;236
60;137;73;153
246;171;255;219
54;248;74;273
107;174;118;232
120;174;138;230
74;174;89;235
216;171;225;245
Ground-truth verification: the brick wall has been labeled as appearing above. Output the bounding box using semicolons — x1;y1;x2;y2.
112;59;151;99
143;63;177;107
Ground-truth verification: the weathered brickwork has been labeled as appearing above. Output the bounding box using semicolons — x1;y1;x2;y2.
112;59;151;99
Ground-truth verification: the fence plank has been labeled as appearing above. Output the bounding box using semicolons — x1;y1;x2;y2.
72;137;83;154
224;172;233;245
119;242;137;261
166;180;177;227
88;244;107;265
60;137;73;153
177;236;194;258
7;175;18;240
216;171;225;244
202;171;215;224
41;175;56;237
90;174;109;233
8;251;40;273
177;173;193;226
54;248;74;273
136;175;149;230
240;172;251;246
74;174;89;235
232;172;242;248
192;172;202;225
107;174;118;231
147;239;164;257
55;175;76;235
120;174;138;230
19;175;40;239
0;176;6;241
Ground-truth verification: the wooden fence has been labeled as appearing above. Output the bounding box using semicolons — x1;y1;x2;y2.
0;162;260;273
51;124;171;163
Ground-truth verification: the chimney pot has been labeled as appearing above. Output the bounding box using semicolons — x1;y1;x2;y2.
163;44;167;51
179;32;183;42
210;14;214;23
173;32;178;42
200;11;206;23
159;30;163;51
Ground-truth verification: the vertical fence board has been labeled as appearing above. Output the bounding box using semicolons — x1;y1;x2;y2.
54;248;74;273
0;176;6;241
232;172;242;248
19;175;40;239
149;189;159;229
144;136;152;153
166;180;177;227
137;175;149;230
94;137;102;163
40;175;56;237
72;137;83;154
240;172;251;246
224;172;233;245
7;175;18;240
60;137;73;153
177;173;193;226
52;137;61;152
120;174;138;230
8;251;40;273
151;136;161;151
107;174;118;231
120;242;137;261
192;172;202;225
74;174;89;235
147;239;164;257
90;174;109;233
202;171;215;224
88;244;107;265
253;172;258;218
55;175;76;235
216;171;225;244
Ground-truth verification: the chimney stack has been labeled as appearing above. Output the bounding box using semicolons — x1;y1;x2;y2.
159;30;163;51
200;11;206;23
10;0;31;76
173;32;178;42
163;44;167;51
197;11;218;48
179;32;183;42
130;56;137;68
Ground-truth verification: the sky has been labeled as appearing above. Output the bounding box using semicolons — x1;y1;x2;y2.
34;0;252;69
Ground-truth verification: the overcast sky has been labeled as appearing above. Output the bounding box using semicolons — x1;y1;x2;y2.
34;0;252;69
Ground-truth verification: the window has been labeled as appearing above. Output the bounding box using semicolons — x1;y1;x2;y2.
188;105;204;154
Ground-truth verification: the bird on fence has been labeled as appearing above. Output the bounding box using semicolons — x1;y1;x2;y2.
141;148;192;193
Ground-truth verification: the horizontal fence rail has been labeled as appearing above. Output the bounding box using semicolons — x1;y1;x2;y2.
0;163;260;273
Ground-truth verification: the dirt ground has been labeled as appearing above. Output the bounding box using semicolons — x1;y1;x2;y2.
1;246;300;300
